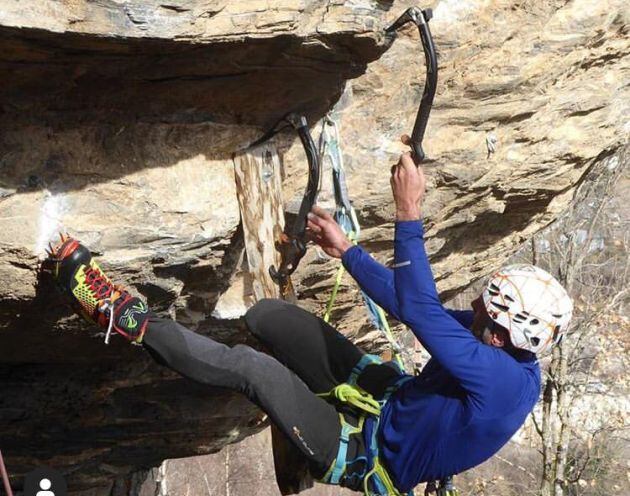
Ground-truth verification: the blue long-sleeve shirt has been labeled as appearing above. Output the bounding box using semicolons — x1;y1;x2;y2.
342;221;540;492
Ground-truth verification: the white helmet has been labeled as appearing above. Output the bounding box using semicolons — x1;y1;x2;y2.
482;264;573;354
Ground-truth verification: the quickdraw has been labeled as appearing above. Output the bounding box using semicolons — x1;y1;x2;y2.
386;7;438;165
248;113;321;298
319;115;406;371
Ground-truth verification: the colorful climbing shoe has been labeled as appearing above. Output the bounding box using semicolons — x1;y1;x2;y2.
42;234;152;343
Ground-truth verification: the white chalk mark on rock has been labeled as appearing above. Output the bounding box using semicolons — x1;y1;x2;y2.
35;191;68;256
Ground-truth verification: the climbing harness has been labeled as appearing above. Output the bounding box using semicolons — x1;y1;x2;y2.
385;7;438;165
0;449;13;496
248;113;321;299
318;354;459;496
317;354;414;495
318;115;406;371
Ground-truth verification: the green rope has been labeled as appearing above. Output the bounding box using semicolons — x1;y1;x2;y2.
364;456;406;496
323;230;357;324
318;383;381;416
323;264;347;324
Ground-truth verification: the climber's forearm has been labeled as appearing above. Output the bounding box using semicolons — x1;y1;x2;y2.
341;245;402;321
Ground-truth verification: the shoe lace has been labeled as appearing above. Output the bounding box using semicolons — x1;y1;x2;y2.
85;267;126;345
100;299;116;345
85;267;115;300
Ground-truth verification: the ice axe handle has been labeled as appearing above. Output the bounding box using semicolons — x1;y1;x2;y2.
385;7;437;166
411;141;425;165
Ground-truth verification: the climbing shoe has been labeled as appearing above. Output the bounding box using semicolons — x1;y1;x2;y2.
42;234;152;344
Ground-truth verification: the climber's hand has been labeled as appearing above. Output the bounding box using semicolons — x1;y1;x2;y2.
391;135;426;221
307;206;353;259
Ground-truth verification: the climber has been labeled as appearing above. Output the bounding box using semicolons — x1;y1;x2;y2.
43;137;572;495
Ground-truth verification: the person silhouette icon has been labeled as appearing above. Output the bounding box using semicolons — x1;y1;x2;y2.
24;466;66;496
36;478;55;496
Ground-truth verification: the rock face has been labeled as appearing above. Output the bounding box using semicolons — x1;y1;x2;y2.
0;0;628;493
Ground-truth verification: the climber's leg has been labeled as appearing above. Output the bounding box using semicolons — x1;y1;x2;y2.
42;235;341;476
245;299;401;396
245;299;362;393
143;317;341;476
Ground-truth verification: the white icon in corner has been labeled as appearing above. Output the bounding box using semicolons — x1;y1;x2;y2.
36;478;55;496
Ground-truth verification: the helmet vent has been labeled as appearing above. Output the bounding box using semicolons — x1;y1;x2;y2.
488;283;500;296
513;313;527;323
490;301;509;312
530;336;540;347
504;294;515;302
552;313;562;319
529;318;540;326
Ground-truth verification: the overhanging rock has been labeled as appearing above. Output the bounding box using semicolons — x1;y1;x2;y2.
0;1;396;492
0;0;393;126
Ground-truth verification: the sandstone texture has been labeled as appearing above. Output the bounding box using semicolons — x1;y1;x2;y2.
0;0;628;493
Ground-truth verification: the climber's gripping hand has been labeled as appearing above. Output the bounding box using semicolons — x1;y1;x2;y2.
391;135;426;221
307;206;353;259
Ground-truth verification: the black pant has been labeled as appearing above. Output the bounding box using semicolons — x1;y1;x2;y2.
142;299;401;489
